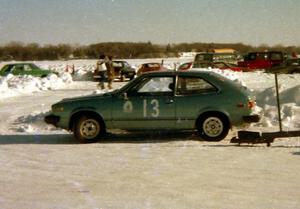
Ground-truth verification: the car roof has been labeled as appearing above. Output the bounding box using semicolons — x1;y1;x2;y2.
141;69;217;77
142;62;161;65
4;63;35;66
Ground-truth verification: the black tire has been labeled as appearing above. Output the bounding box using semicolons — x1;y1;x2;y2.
196;113;229;141
74;115;103;143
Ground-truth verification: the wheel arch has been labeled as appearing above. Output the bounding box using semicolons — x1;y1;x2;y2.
195;110;231;129
69;110;106;133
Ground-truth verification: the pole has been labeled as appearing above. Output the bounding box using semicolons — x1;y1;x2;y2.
274;73;282;132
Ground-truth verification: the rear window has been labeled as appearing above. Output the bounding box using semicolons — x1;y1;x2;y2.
270;53;283;61
177;76;217;95
194;54;213;62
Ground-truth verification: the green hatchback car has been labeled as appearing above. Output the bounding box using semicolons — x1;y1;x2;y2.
0;63;53;77
45;70;259;143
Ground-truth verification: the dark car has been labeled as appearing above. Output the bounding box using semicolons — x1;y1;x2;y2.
45;70;259;143
0;63;53;77
137;62;167;76
93;60;136;81
112;60;136;80
265;58;300;74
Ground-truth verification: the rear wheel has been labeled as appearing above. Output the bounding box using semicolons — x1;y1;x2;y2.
74;115;103;143
197;113;229;141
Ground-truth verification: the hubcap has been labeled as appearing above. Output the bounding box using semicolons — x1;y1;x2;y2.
203;117;223;137
80;119;100;139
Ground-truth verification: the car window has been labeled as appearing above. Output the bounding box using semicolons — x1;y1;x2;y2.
24;65;32;71
270;53;283;61
123;62;130;67
113;62;123;67
195;54;213;62
177;76;217;95
147;63;160;68
11;65;23;72
213;62;226;68
137;77;174;95
213;53;237;63
1;65;11;73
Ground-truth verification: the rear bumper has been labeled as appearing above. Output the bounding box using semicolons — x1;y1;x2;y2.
44;114;60;127
243;115;260;123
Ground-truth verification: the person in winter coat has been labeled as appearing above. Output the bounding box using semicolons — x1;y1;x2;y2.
105;55;115;89
95;54;107;89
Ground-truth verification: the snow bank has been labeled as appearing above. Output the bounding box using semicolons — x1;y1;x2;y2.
0;72;73;100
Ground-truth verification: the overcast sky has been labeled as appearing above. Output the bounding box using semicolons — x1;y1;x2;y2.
0;0;299;46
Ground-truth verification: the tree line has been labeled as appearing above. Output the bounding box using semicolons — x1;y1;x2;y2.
0;41;299;61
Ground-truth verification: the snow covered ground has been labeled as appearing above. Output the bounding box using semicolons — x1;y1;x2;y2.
0;58;300;209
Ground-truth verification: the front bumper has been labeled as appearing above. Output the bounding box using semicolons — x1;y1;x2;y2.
44;114;60;127
243;115;260;123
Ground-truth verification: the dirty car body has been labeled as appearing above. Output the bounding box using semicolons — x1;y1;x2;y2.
45;70;259;143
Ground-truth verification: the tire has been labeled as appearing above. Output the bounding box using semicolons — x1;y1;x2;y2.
74;115;103;143
197;113;229;141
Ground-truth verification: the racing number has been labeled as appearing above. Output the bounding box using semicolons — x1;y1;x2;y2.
143;99;159;117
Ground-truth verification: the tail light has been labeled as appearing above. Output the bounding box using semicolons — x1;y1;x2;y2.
237;99;256;109
247;100;256;109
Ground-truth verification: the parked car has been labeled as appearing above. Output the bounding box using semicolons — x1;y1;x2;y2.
193;52;239;66
136;62;166;76
111;60;136;80
192;61;243;72
238;51;285;70
45;70;259;143
0;63;54;77
265;58;300;74
93;60;136;81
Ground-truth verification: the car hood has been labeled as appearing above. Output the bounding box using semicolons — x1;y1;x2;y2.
60;91;114;103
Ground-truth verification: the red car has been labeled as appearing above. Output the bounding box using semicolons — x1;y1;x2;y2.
137;62;166;76
192;61;243;72
238;51;285;70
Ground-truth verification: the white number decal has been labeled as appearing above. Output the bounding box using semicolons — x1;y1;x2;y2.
123;101;133;113
151;99;159;117
143;99;159;118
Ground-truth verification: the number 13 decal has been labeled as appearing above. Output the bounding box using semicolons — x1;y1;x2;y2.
143;99;159;117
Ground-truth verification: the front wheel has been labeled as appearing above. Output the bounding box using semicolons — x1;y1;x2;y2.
74;115;103;143
197;114;229;141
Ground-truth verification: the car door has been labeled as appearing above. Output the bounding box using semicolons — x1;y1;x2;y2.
111;76;176;130
10;65;25;75
174;75;220;129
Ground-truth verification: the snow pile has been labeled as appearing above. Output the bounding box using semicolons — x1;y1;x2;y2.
13;111;63;133
0;72;73;99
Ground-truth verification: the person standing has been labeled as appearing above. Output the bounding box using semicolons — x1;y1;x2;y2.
95;54;107;89
105;55;115;89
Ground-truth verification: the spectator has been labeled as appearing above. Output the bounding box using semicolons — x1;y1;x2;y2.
105;55;115;89
95;54;107;89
